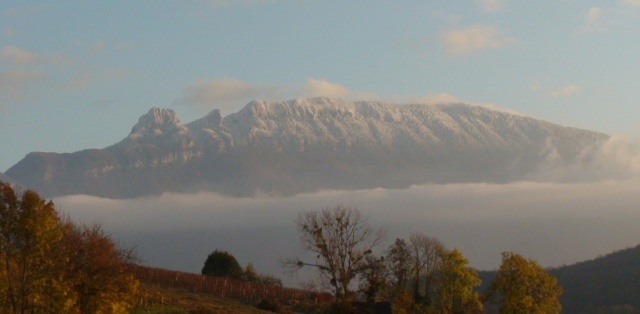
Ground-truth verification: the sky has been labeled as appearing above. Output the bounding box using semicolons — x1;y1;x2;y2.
3;1;640;286
2;0;640;171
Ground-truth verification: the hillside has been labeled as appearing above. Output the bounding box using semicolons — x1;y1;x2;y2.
132;264;333;313
6;98;608;198
552;245;640;313
133;245;640;313
478;245;640;313
134;284;274;314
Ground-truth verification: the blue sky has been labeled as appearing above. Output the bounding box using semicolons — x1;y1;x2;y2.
2;0;640;171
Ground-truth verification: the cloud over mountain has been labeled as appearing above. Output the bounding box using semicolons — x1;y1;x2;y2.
173;78;283;113
440;25;516;56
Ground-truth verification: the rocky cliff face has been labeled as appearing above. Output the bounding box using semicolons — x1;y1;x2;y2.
5;98;608;198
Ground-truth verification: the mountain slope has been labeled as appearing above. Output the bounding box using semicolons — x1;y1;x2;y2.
551;245;640;313
0;172;12;183
6;98;608;198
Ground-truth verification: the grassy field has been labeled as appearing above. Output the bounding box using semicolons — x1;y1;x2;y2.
131;283;274;314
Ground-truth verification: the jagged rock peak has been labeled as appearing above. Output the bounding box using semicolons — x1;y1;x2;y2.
129;107;184;139
140;107;180;125
188;109;223;129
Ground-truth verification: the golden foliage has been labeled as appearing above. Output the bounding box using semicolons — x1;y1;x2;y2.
488;252;562;314
432;249;483;314
0;182;139;313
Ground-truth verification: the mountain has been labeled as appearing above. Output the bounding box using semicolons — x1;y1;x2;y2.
6;97;608;198
478;245;640;313
551;245;640;313
0;172;13;183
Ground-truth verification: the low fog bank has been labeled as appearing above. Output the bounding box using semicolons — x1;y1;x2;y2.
55;135;640;287
531;135;640;182
56;179;640;286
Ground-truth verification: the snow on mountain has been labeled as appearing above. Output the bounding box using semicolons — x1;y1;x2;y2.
5;98;608;198
113;108;201;168
185;108;233;154
128;107;185;140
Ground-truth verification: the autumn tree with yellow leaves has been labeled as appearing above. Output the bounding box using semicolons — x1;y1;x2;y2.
0;182;139;313
432;249;483;314
0;184;68;312
487;251;562;314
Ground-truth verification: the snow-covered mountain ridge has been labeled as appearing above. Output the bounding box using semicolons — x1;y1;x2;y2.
5;98;608;198
223;98;556;147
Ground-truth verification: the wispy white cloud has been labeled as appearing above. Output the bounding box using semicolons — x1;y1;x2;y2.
0;70;44;84
88;42;106;54
0;70;45;106
65;69;130;91
173;78;284;114
478;103;529;116
478;0;504;13
298;80;468;107
440;25;516;56
622;0;640;7
0;46;73;65
1;4;48;17
0;45;79;109
586;7;603;25
2;28;16;38
531;135;640;182
0;46;40;64
298;78;383;101
174;77;524;116
533;80;581;98
299;78;350;99
549;84;580;97
404;93;460;105
174;77;467;113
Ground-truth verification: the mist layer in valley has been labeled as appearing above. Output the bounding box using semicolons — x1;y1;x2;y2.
55;135;640;287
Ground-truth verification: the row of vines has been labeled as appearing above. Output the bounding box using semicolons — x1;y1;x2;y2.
131;264;334;306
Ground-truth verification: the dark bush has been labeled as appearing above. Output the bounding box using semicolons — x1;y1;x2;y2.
201;249;243;279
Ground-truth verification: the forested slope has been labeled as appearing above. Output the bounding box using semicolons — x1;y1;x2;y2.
478;245;640;313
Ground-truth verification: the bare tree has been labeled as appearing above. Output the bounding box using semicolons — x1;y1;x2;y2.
385;238;412;301
285;206;385;300
409;233;445;307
